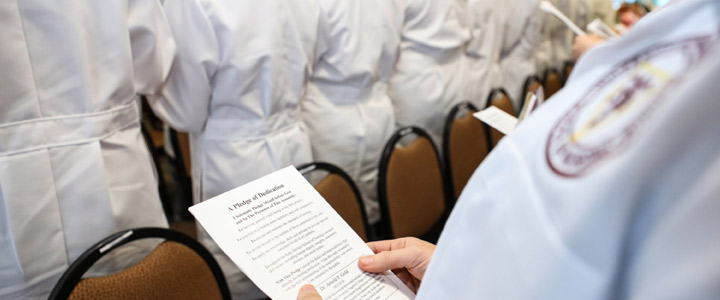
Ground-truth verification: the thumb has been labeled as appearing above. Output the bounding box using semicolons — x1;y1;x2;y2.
297;284;322;300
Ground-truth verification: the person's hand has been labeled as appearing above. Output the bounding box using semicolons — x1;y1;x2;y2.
297;284;322;300
358;237;435;293
572;34;606;60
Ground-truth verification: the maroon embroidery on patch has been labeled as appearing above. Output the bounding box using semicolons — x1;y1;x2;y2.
546;36;715;178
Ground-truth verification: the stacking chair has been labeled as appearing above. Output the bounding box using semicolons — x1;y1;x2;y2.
485;88;514;148
298;162;371;241
521;75;544;110
49;227;230;300
543;68;562;99
378;126;451;243
442;102;491;200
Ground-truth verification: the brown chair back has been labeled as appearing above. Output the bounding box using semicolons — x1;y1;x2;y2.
49;228;230;300
378;127;450;242
442;102;490;200
299;162;370;241
521;75;543;111
544;68;562;99
485;88;514;148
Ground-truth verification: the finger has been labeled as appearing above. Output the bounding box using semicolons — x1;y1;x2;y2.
366;237;417;254
366;240;396;254
358;246;423;274
297;284;322;300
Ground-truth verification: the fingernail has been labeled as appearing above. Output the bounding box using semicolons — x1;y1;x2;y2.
301;284;316;292
360;256;373;265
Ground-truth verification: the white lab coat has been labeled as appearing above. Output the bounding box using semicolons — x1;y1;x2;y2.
418;0;720;298
466;0;504;107
535;0;587;78
150;0;318;298
0;1;173;299
573;0;591;34
588;0;615;26
302;0;403;224
546;0;579;71
498;0;541;109
534;0;557;74
388;0;471;146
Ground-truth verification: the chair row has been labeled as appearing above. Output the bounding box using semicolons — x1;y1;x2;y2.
392;70;571;242
524;61;574;103
53;74;571;297
299;125;450;244
144;65;571;243
302;83;547;245
58;69;575;298
50;133;450;298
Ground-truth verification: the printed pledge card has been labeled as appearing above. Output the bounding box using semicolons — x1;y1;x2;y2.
189;166;415;300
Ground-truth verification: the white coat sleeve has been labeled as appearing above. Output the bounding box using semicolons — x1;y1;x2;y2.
128;0;176;95
465;1;491;59
625;155;720;300
148;0;219;133
311;0;331;68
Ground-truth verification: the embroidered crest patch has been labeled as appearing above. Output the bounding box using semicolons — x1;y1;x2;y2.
546;36;715;177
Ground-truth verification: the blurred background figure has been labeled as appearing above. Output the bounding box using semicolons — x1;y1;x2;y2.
150;0;320;298
545;0;586;72
0;1;174;299
616;2;648;32
466;0;504;108
499;0;542;108
589;0;616;25
468;0;543;109
537;0;616;76
388;0;471;147
301;0;402;226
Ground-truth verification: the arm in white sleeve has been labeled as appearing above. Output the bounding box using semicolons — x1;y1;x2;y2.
311;0;331;69
466;1;492;59
128;0;176;95
625;155;720;300
148;0;219;133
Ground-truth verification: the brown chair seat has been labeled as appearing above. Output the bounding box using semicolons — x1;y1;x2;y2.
544;68;562;99
49;228;230;300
